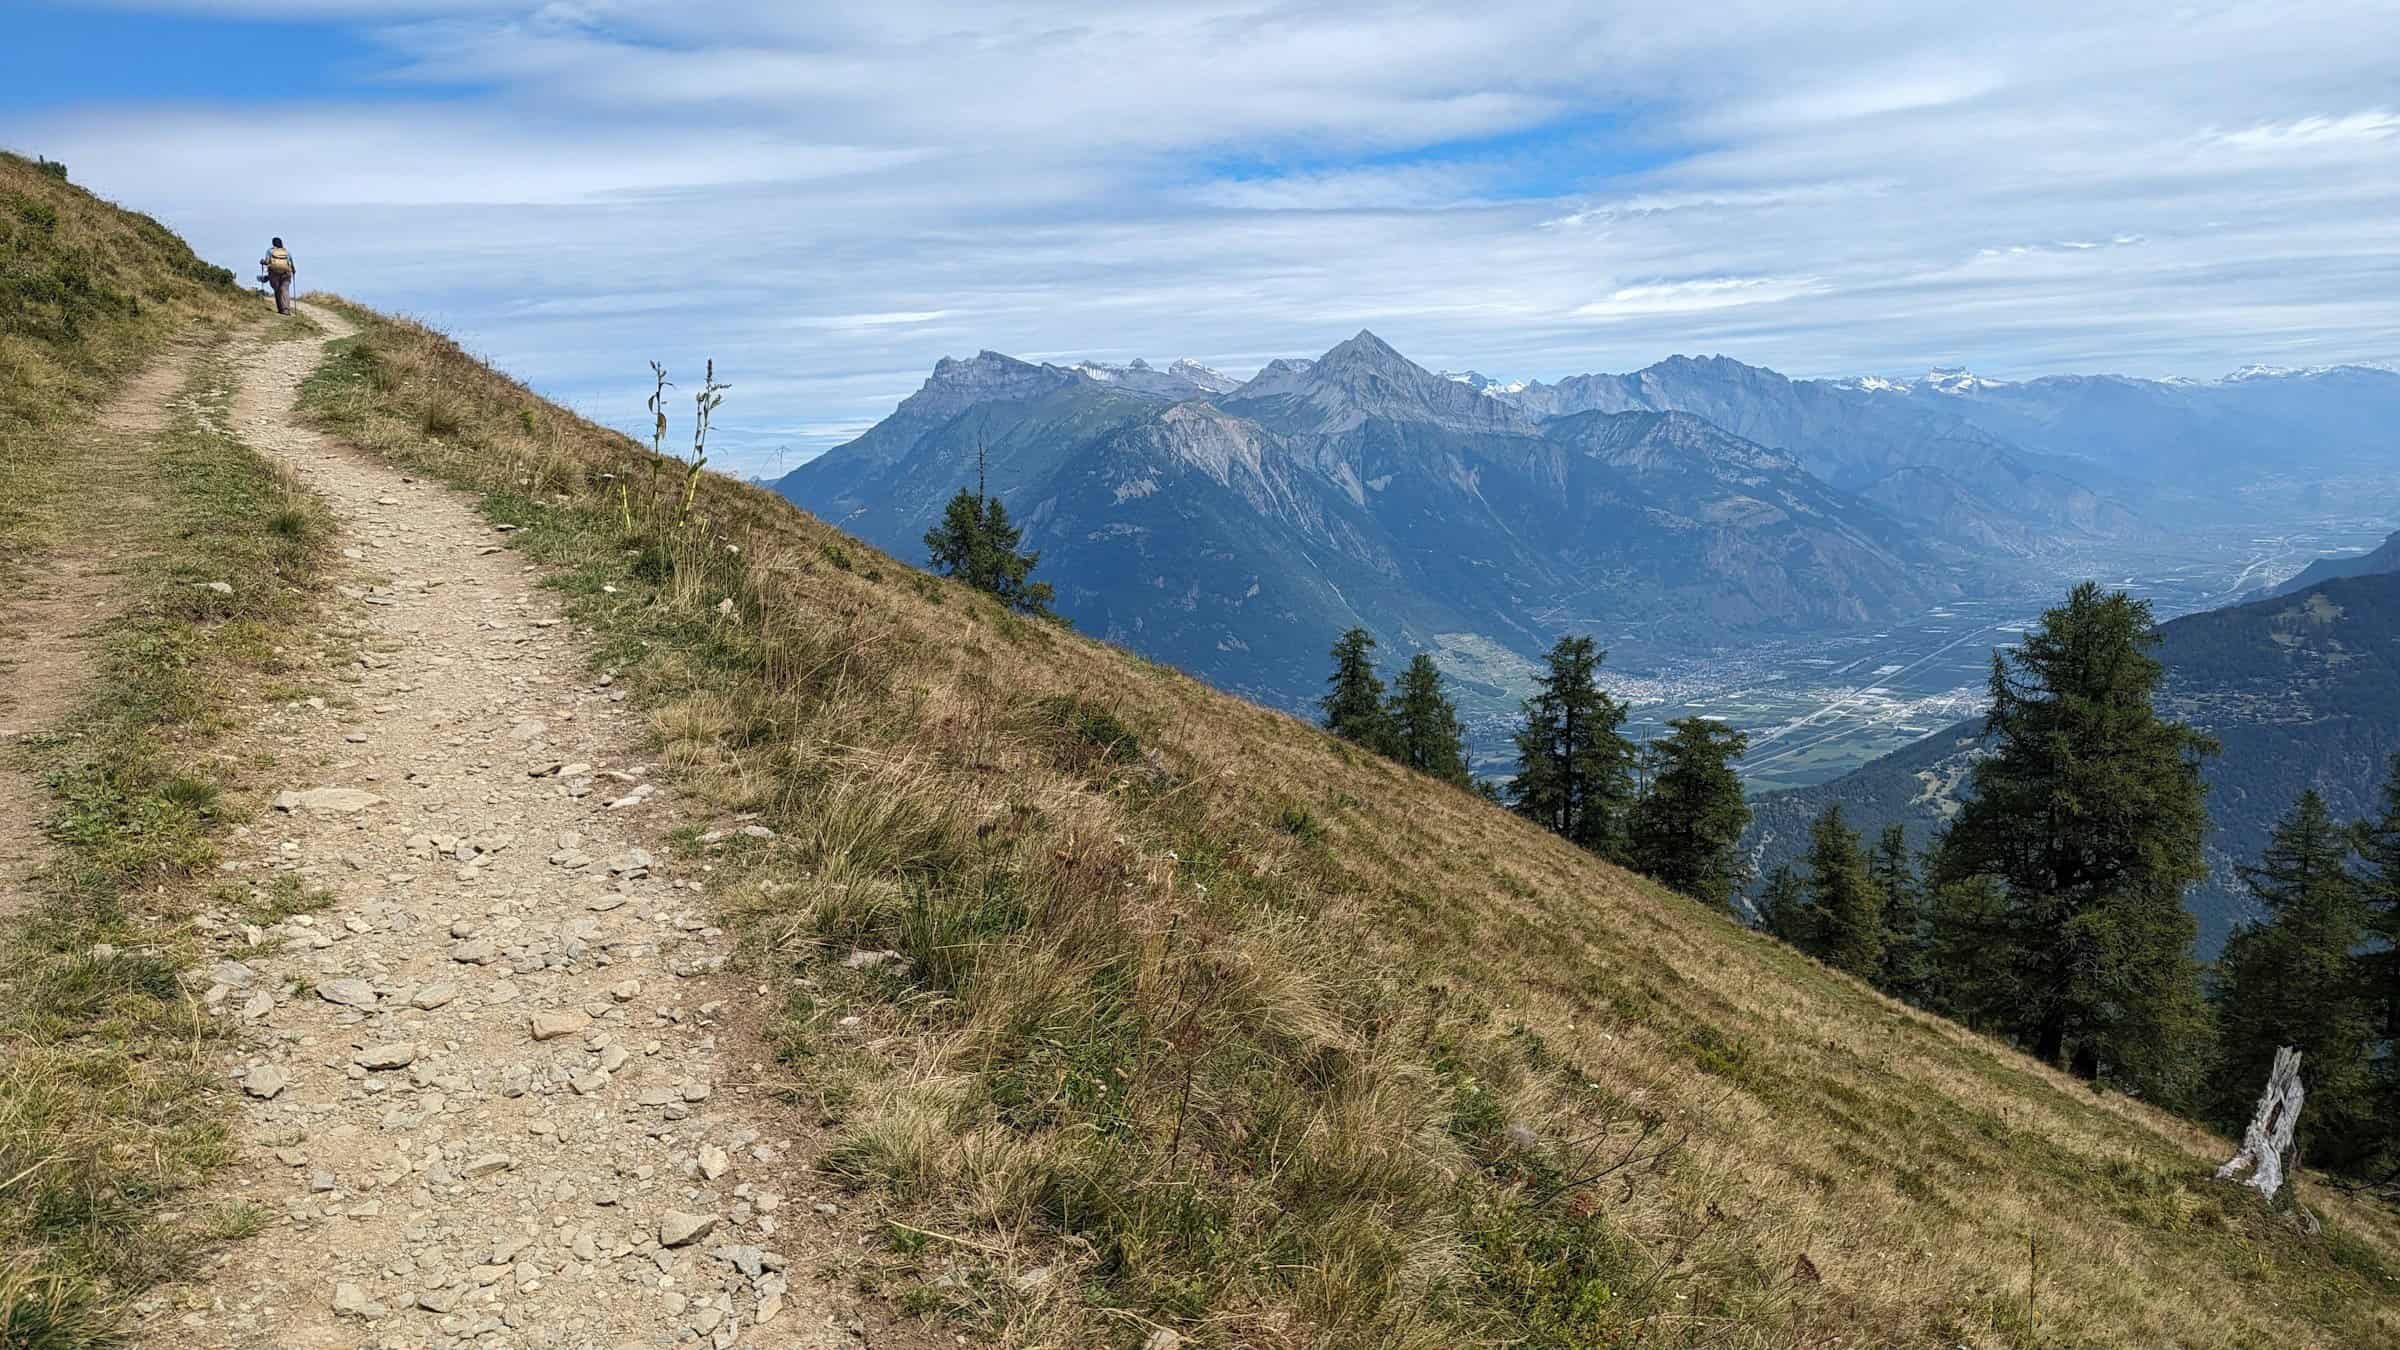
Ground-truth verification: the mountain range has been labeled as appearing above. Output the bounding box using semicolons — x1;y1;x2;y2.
1833;363;2400;518
1744;568;2400;955
780;329;2398;728
780;331;1969;709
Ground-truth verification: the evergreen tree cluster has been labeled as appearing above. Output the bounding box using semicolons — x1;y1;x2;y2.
1490;635;1754;908
1326;592;2400;1180
2196;767;2400;1181
1762;587;2214;1103
1317;627;1471;787
924;443;1055;617
1754;582;2400;1179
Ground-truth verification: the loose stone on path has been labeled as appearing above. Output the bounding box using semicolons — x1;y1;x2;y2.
163;301;872;1350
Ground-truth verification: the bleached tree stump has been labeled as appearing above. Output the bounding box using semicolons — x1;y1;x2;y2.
2215;1046;2305;1202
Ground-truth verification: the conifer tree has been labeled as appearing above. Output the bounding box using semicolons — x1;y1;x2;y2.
1925;874;2014;1024
1626;717;1752;908
923;441;1055;616
1320;627;1396;754
1801;805;1884;978
2360;755;2400;1179
1387;653;1470;786
1932;582;2213;1100
2208;790;2376;1169
1757;864;1809;945
1869;824;1934;1003
1507;635;1636;858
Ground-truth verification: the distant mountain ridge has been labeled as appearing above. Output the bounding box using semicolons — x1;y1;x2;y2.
1478;353;2141;549
778;328;2399;730
1826;361;2400;516
779;331;1957;713
2271;528;2400;596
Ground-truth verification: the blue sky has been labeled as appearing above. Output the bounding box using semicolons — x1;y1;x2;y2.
8;2;2399;476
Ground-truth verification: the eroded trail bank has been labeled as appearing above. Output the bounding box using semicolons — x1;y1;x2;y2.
147;307;872;1349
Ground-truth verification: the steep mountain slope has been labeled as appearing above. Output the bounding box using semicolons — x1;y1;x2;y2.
2273;527;2400;596
1746;571;2400;954
781;333;1951;712
297;297;2400;1348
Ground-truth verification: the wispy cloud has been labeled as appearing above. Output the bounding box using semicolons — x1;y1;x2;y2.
1573;276;1822;319
2209;108;2400;152
19;1;2400;473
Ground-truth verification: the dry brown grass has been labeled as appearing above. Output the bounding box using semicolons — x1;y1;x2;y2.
299;298;2400;1348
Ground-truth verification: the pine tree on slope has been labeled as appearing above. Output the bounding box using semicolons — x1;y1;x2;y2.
1758;864;1810;947
924;442;1055;617
1870;824;1934;1004
1321;627;1396;755
1802;805;1884;979
1387;653;1470;786
2207;790;2376;1169
1626;717;1752;908
1508;635;1637;859
1932;582;2213;1103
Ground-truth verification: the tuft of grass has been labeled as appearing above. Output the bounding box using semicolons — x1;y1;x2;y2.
289;302;2400;1347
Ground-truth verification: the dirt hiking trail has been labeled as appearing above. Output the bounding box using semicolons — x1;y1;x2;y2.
0;345;193;914
144;304;896;1349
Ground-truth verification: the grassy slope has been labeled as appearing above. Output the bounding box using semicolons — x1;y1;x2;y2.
0;149;239;544
294;301;2400;1348
0;153;333;1344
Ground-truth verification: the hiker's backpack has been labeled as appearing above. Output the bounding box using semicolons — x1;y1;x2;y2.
266;247;294;276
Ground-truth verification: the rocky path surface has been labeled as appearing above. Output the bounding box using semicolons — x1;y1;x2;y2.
150;305;883;1349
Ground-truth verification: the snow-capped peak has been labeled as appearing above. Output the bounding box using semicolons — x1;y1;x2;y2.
1167;358;1239;394
1920;367;2009;393
1846;375;1911;394
2223;363;2331;382
1068;356;1240;397
1436;369;1529;399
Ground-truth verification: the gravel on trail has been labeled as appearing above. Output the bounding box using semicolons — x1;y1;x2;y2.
146;303;891;1350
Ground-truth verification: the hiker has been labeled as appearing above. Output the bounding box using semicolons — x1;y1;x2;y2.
261;237;295;315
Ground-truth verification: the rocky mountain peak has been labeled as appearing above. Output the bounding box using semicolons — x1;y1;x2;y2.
1227;330;1537;435
1071;357;1232;400
1167;358;1240;394
901;350;1076;423
1315;329;1411;372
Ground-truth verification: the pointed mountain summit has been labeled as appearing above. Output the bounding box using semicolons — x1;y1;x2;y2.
1223;330;1538;436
